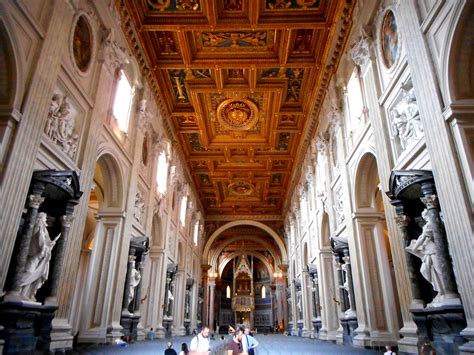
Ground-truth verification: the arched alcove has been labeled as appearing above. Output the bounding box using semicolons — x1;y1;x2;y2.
320;213;331;248
151;214;163;247
95;152;125;209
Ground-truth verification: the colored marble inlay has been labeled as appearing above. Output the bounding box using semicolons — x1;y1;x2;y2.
200;31;274;48
188;133;205;151
285;68;304;103
276;132;290;151
266;0;320;10
168;69;189;103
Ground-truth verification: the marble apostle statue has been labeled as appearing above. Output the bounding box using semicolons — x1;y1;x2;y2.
406;209;444;302
19;212;61;301
128;263;142;306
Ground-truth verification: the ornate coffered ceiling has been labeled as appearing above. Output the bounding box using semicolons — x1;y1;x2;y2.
118;0;355;219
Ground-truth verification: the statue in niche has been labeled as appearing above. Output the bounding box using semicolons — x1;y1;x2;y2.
19;212;61;301
128;262;141;306
391;86;423;150
406;209;445;303
45;94;79;159
134;192;145;222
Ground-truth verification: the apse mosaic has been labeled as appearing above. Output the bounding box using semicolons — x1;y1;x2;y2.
168;69;189;103
147;0;200;12
198;31;275;49
266;0;320;10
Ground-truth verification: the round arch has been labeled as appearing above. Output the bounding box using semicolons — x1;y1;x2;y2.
218;251;275;282
202;220;288;265
96;149;125;209
443;1;474;103
353;151;379;209
209;235;282;269
320;212;331;248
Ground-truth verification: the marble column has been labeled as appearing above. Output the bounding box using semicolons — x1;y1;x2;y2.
301;270;312;336
208;280;216;332
4;193;45;301
173;267;186;335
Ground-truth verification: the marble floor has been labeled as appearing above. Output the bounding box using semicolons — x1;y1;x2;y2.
71;334;380;354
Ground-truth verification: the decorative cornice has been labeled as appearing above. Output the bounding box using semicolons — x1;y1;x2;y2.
205;214;283;221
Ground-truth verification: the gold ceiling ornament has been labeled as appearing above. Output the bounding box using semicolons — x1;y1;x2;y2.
228;181;255;196
217;98;259;131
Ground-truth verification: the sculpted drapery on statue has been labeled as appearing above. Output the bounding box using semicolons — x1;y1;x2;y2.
128;262;142;306
19;212;61;302
405;209;444;302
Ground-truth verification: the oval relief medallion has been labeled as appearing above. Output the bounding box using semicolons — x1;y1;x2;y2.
72;15;93;72
217;98;258;131
228;181;255;196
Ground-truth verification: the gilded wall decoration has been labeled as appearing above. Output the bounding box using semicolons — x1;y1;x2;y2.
380;10;399;69
168;69;189;103
199;31;274;48
217;98;259;131
293;29;313;53
267;0;320;10
228;181;255;196
276;132;291;151
188;133;205;151
285;68;304;103
156;31;178;54
72;15;93;72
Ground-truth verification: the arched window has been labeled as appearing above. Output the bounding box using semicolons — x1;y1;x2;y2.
346;69;364;123
112;70;134;132
261;285;266;299
226;285;231;299
193;221;200;246
179;195;188;226
156;151;168;194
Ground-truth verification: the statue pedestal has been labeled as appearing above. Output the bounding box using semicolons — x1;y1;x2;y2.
312;318;322;339
411;304;466;354
120;314;140;343
0;300;57;354
339;314;358;345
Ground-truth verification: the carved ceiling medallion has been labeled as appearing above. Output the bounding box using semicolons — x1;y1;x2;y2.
229;181;255;196
217;98;258;131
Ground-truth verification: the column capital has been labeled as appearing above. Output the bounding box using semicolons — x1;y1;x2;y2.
421;194;439;210
394;214;410;228
27;194;45;209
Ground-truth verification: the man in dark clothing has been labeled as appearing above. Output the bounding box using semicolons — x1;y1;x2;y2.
165;341;177;355
227;329;243;355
